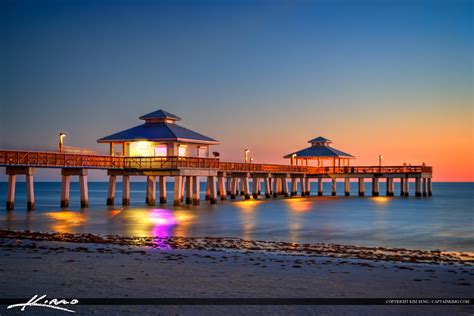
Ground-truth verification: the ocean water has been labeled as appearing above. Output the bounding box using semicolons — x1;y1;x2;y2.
0;181;472;252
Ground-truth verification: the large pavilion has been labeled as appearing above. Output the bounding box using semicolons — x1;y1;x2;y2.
97;109;219;157
284;136;354;168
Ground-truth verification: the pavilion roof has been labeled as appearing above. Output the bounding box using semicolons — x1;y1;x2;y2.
98;110;218;144
284;145;354;159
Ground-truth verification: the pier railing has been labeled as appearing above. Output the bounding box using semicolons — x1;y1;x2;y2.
123;156;219;169
0;149;432;175
0;150;123;169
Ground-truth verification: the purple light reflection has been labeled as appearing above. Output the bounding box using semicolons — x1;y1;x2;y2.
149;209;177;249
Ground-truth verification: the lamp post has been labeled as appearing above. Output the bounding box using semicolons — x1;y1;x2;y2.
291;154;296;166
244;149;250;163
59;133;67;153
250;157;254;164
379;155;383;170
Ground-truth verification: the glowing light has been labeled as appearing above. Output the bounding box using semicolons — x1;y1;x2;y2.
285;198;312;212
130;141;154;156
372;196;390;204
44;211;87;233
154;145;167;157
178;145;187;157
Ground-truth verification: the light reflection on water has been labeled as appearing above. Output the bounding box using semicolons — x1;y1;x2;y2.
0;182;473;252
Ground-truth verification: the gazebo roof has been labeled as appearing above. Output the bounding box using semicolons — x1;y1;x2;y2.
139;109;181;121
284;136;354;159
98;110;218;144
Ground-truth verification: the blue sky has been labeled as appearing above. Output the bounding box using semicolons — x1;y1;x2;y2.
1;0;472;181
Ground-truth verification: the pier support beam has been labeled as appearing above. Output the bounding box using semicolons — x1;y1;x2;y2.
415;177;422;197
226;175;232;195
230;177;238;199
208;176;218;204
372;177;379;197
26;174;35;210
344;177;350;196
318;177;323;196
290;178;297;196
422;178;427;197
79;173;88;208
272;177;278;197
6;175;16;211
192;176;200;205
264;178;271;198
147;176;156;206
218;176;226;200
386;178;394;196
122;175;130;206
305;178;310;196
252;176;259;199
400;178;405;196
404;178;409;197
174;176;182;206
159;176;167;204
358;178;365;196
107;175;116;205
299;177;305;197
205;177;211;201
331;178;337;196
185;176;193;204
61;175;71;207
282;178;289;197
427;178;432;196
243;177;251;200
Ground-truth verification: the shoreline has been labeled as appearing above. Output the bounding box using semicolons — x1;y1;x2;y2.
1;229;473;265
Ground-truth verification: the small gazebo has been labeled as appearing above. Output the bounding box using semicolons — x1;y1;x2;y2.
284;136;354;168
97;109;219;157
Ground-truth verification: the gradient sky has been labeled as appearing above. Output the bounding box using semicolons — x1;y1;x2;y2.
1;0;472;181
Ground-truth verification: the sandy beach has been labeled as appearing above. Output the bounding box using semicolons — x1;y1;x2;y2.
1;231;472;315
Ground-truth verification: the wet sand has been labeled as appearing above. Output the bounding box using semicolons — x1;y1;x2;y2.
1;231;473;315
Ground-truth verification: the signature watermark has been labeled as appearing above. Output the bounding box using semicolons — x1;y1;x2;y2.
7;294;78;313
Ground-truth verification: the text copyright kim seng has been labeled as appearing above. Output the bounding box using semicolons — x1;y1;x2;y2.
386;299;470;305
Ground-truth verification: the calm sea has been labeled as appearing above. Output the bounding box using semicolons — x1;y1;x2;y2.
0;182;472;252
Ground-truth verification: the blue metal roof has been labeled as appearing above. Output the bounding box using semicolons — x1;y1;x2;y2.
98;122;219;144
308;136;331;143
139;109;181;121
284;146;354;158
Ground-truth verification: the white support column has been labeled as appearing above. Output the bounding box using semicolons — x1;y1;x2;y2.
26;174;35;210
173;176;182;206
230;177;238;199
243;176;251;200
218;176;226;200
422;178;427;197
272;177;278;197
122;175;130;206
318;177;323;196
386;178;394;196
291;178;297;196
331;178;337;196
209;176;218;204
79;173;88;208
252;176;259;199
282;178;289;197
61;175;71;207
427;178;432;196
372;177;379;197
147;176;156;206
185;176;193;204
107;175;116;205
305;177;310;196
159;176;167;204
180;176;185;203
344;177;350;196
264;177;271;198
358;178;365;196
415;177;422;197
300;177;305;197
192;176;200;205
404;178;409;197
6;175;16;211
205;177;211;200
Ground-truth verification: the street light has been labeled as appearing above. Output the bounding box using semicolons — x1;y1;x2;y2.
59;133;67;153
250;157;254;164
379;155;383;168
244;149;250;163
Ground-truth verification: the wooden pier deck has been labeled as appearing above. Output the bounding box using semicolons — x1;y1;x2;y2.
0;150;433;210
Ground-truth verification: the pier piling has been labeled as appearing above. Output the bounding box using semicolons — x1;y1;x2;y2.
107;175;116;205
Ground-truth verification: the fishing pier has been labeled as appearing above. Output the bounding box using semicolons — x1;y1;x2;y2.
1;110;433;210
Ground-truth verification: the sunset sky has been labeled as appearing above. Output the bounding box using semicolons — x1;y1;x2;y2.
1;0;472;181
